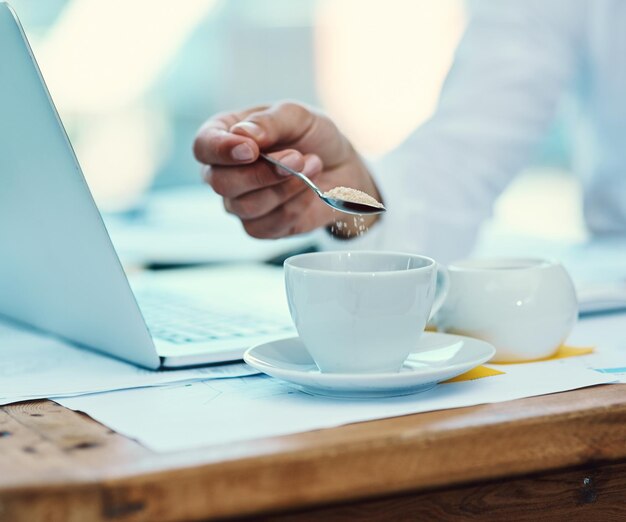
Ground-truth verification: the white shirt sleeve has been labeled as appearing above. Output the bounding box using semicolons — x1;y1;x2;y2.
319;0;586;263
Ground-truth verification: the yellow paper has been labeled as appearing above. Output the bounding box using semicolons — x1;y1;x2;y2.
441;345;595;383
444;365;505;383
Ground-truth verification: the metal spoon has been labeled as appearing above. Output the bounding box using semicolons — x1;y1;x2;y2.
260;153;386;216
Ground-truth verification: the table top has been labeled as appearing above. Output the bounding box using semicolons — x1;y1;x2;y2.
3;383;626;521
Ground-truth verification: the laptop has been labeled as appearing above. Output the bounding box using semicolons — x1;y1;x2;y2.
0;3;296;369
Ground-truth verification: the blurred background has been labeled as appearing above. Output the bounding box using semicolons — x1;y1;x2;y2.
11;0;586;256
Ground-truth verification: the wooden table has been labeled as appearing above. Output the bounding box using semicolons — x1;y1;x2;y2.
3;384;626;521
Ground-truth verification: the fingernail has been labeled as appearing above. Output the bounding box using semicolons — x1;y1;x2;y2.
231;143;255;161
274;152;300;175
231;121;264;140
302;155;323;177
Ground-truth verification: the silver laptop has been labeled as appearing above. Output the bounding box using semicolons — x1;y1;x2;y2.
0;3;295;369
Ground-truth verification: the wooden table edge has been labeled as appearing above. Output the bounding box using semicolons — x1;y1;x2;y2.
3;384;626;521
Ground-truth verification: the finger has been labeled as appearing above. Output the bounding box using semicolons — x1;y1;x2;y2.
224;178;309;220
207;149;305;198
224;155;324;219
263;150;322;178
204;160;287;197
193;125;258;166
206;149;321;198
242;184;333;239
193;105;268;166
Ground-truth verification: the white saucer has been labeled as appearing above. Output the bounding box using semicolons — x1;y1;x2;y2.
243;332;496;399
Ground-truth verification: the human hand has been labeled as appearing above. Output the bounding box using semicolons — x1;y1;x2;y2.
193;102;381;239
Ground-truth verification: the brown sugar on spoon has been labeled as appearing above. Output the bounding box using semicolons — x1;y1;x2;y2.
323;186;385;209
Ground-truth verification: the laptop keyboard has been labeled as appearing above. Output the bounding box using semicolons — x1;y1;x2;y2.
137;292;294;345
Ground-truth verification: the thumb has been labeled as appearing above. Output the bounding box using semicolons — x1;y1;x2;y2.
230;102;351;169
229;102;315;150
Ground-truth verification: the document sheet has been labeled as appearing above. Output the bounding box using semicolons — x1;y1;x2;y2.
58;361;610;452
567;313;626;379
56;313;623;453
0;320;257;405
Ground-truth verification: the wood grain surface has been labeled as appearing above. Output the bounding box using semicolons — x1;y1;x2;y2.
2;384;626;521
252;460;626;521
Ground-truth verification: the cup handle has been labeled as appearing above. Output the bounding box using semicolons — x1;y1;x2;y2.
429;264;450;321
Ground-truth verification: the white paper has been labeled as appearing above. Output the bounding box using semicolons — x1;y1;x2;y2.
565;312;626;380
57;358;612;453
0;320;258;405
104;186;313;265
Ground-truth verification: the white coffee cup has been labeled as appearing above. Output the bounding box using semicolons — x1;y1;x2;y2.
434;258;578;363
284;251;449;374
